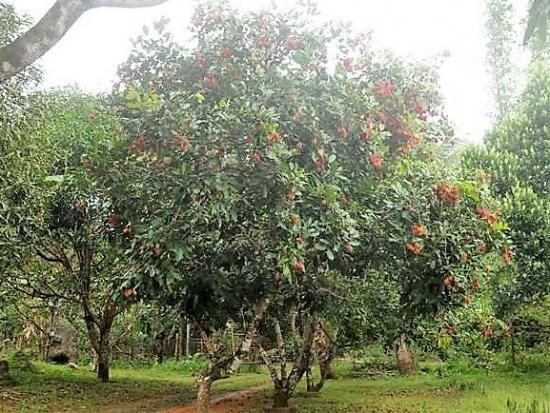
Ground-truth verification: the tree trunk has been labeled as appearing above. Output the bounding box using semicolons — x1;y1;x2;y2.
192;295;272;412
196;376;214;413
272;385;290;408
395;335;416;374
312;355;335;392
96;333;111;382
0;360;11;384
306;367;315;392
322;358;336;379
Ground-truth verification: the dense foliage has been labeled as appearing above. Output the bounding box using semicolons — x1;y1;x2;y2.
0;1;548;412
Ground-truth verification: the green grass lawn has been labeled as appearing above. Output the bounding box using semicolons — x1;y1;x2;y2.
0;361;268;413
285;369;550;413
1;360;549;413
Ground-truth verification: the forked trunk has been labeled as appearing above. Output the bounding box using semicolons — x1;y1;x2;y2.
272;385;290;408
196;376;214;413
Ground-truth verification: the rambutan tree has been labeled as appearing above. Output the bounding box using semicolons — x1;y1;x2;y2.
102;0;508;410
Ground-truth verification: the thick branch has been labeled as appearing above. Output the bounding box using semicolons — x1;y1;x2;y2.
228;294;272;373
257;342;282;386
86;0;170;7
0;0;171;80
36;247;72;272
274;318;286;380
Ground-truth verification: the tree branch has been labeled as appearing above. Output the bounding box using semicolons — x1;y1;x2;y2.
86;0;170;7
0;0;172;80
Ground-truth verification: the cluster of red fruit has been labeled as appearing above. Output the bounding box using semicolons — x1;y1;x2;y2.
195;54;209;69
74;200;86;213
374;79;394;98
132;135;149;153
501;247;513;265
477;243;489;253
482;325;494;338
377;111;420;154
361;118;375;143
286;37;302;50
369;152;383;170
471;277;480;292
406;224;426;255
253;150;263;164
173;132;192;153
203;73;218;88
139;242;164;257
293;261;305;273
337;126;349;140
107;213;119;228
122;224;132;237
108;213;132;237
220;47;234;59
267;132;282;144
396;129;420;154
405;94;428;121
443;274;455;291
406;242;423;255
122;288;138;299
342;57;354;73
435;183;460;204
314;153;328;171
414;100;428;121
475;207;498;224
411;223;427;236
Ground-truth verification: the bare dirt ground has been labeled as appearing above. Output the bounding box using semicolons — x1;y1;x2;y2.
154;386;266;413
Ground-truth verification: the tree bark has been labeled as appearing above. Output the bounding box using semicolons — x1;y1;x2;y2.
305;320;335;393
191;294;272;413
96;334;111;383
321;357;336;380
259;316;315;409
395;335;417;374
272;385;290;408
196;375;214;413
0;0;171;80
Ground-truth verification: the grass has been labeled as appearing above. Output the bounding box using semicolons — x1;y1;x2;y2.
0;361;268;413
282;363;550;413
1;360;549;412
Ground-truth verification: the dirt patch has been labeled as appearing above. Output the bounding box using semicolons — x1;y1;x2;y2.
101;395;173;413
154;386;266;413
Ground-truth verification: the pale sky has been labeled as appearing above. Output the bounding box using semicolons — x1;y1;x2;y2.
8;0;529;142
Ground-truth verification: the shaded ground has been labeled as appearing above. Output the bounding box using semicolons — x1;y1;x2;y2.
154;386;266;413
0;361;267;413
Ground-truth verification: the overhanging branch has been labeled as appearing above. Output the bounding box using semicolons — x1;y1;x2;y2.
0;0;173;80
86;0;170;7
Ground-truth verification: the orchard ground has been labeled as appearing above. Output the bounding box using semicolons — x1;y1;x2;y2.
1;357;549;413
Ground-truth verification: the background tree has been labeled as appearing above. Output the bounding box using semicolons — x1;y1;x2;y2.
485;0;519;119
2;91;131;382
524;0;550;47
463;62;550;317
